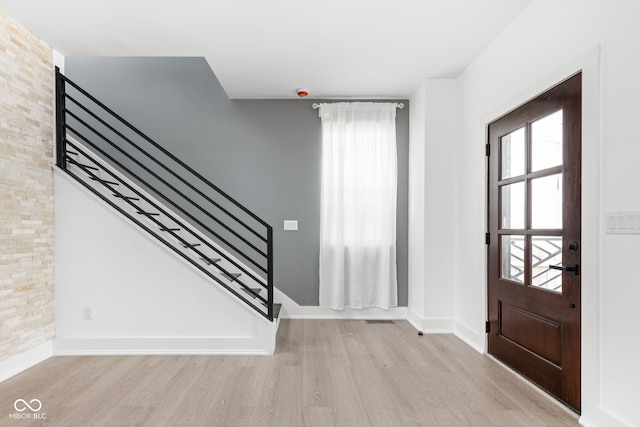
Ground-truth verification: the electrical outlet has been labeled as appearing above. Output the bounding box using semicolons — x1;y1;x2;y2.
83;306;93;320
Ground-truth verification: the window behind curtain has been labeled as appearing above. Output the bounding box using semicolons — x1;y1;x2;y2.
318;102;398;310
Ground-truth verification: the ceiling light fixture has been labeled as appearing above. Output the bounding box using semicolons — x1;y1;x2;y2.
296;88;309;98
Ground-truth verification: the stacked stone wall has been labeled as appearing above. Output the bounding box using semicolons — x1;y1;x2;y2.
0;10;54;362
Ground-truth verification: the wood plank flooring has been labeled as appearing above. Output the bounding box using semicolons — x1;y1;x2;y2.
0;320;579;426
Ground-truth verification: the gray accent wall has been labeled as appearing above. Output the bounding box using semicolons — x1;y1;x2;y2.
65;57;409;307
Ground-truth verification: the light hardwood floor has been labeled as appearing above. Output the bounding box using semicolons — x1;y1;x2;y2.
0;320;579;426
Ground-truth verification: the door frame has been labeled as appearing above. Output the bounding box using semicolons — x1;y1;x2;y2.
486;72;581;409
481;46;601;420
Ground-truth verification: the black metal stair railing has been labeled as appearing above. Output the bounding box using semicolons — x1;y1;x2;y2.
54;67;275;321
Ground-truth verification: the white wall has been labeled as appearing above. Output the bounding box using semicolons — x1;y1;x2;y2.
451;0;640;425
408;81;427;327
408;79;457;333
54;171;276;355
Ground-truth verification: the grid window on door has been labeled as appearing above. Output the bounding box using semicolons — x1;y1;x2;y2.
498;109;564;294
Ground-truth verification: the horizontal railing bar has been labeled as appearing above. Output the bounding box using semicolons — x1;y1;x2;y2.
113;193;140;201
64;119;269;267
61;75;272;229
63;97;267;244
66;153;269;303
65;139;269;284
60;162;270;320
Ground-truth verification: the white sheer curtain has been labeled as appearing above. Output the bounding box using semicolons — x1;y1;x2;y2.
318;102;398;309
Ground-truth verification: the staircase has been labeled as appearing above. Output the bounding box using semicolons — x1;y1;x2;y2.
54;68;280;327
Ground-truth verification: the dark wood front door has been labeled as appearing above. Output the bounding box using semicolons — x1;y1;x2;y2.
487;73;582;411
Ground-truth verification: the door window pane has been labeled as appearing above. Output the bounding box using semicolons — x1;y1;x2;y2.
500;127;525;179
501;182;525;229
501;235;525;284
531;236;562;293
531;174;562;229
532;110;563;172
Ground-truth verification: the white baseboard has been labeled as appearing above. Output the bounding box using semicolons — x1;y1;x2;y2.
579;407;635;427
453;320;485;354
407;309;453;333
280;306;408;319
0;342;53;383
53;337;274;356
275;288;407;319
579;416;597;427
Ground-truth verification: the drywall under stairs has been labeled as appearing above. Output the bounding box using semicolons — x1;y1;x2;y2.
53;167;281;355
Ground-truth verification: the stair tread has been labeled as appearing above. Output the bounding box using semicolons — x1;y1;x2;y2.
137;211;160;216
159;227;180;232
221;272;241;281
241;287;262;298
200;257;221;265
182;243;202;248
113;194;139;200
273;303;282;319
73;162;99;171
90;177;119;185
261;302;282;320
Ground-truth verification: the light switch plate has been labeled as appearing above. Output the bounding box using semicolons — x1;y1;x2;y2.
626;215;636;230
284;220;298;231
606;211;640;234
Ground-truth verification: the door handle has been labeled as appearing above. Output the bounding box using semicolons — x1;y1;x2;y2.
549;264;580;276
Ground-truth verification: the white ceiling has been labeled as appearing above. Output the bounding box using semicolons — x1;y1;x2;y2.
0;0;531;99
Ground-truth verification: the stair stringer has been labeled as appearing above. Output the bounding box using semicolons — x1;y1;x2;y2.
53;169;279;355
